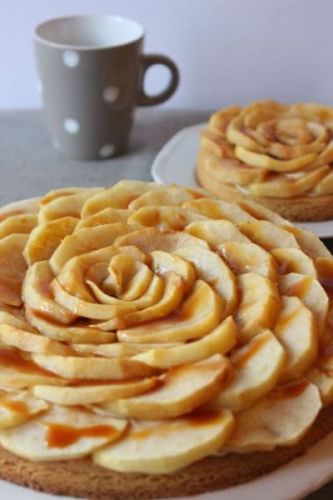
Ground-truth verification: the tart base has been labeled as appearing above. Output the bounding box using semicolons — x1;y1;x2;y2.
197;152;333;222
1;406;333;500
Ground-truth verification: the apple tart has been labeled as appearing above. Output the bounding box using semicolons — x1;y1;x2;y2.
197;100;333;221
0;180;333;498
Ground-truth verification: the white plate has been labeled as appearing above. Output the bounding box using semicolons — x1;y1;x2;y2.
151;124;333;239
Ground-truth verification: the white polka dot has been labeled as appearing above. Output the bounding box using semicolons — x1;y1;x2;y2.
63;50;80;68
99;144;115;158
64;118;80;134
53;139;60;149
103;86;119;103
36;79;43;93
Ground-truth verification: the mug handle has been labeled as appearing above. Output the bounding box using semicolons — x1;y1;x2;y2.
138;54;179;106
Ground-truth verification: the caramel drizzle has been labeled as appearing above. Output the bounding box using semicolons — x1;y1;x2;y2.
45;423;118;448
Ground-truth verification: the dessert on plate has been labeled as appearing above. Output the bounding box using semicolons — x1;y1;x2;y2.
197;100;333;221
0;180;333;499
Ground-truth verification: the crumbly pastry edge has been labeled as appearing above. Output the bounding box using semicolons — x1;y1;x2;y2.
0;407;333;500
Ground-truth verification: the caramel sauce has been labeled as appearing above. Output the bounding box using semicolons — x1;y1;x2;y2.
0;348;55;377
232;334;268;369
0;397;28;414
46;423;117;448
31;309;68;327
130;410;221;440
187;409;222;427
276;309;298;332
317;258;333;282
270;379;309;400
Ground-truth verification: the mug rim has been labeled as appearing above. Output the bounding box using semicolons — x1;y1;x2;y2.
34;14;145;50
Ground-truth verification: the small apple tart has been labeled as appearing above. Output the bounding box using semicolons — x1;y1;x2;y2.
0;180;333;499
197;100;333;221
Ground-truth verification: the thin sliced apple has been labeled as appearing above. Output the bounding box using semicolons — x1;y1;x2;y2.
182;198;254;224
71;342;180;357
0;214;37;239
25;308;115;344
128;186;200;210
57;245;147;302
52;278;137;320
39;187;86;206
307;357;333;406
71;343;142;357
150;250;195;293
226;380;321;452
314;170;333;194
38;188;102;223
0;309;36;332
93;409;234;474
238;199;289;225
0;389;49;429
283;225;331;259
235;145;316;172
100;354;230;419
49;223;138;275
0;324;72;355
239;220;299;250
33;377;159;406
117;280;223;343
76;208;133;230
22;262;76;324
185;220;250;248
102;273;185;330
271;248;317;277
106;254;153;299
236;273;281;342
133;317;237;368
279;273;328;333
115;227;208;253
0;405;127;461
175;246;237;316
0;348;66;387
210;331;286;412
81;180;161;216
24;216;78;265
128;206;208;231
274;296;318;381
248;166;329;198
32;353;157;380
0;234;28;306
218;241;277;280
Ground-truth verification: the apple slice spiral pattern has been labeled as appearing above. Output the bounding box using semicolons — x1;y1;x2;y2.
0;180;332;476
197;100;333;221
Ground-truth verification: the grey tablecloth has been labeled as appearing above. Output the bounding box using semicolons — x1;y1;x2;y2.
0;108;332;500
0;108;209;204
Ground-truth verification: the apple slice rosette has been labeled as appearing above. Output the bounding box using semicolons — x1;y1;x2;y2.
197;101;333;222
0;180;331;477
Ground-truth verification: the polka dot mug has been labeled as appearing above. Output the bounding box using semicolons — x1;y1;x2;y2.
34;15;179;160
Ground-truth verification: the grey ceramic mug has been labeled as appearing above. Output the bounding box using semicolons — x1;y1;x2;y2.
34;15;179;160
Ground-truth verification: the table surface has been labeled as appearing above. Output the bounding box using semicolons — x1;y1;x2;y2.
0;108;332;500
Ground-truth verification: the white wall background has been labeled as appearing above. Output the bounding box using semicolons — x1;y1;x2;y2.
1;0;333;110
